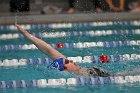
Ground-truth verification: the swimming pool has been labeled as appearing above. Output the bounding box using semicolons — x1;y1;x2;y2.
0;20;140;93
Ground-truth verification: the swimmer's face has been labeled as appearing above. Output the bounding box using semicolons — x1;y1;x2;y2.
64;59;78;71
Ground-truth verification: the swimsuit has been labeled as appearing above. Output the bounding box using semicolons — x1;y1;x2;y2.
47;57;64;71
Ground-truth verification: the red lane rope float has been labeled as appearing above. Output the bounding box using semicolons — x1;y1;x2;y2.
56;43;64;48
100;55;109;63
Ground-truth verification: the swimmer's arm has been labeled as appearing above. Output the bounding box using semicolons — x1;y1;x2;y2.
16;24;66;60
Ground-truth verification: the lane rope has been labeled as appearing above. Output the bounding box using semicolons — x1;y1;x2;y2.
0;29;140;40
0;54;140;67
1;75;140;89
0;40;140;51
0;20;140;31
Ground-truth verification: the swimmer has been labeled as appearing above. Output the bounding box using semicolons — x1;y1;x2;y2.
16;24;111;77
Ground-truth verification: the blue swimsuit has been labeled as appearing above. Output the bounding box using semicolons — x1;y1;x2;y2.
47;57;64;71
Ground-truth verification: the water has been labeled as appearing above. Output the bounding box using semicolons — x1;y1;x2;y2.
0;21;140;93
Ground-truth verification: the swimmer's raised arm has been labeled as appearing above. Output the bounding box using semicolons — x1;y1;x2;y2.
16;24;66;60
15;24;111;76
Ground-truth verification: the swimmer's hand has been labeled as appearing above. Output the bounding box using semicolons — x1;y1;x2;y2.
16;24;28;34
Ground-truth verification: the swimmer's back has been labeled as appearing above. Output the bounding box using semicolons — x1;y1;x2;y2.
70;67;111;77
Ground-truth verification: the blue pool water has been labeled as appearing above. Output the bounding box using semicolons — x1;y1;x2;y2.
0;21;140;93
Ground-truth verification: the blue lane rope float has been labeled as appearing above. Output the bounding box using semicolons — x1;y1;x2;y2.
0;29;140;40
0;54;140;67
1;75;140;89
0;40;140;51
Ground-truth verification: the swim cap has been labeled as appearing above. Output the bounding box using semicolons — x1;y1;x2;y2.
47;57;64;71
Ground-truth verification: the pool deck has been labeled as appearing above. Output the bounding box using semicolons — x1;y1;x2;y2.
0;12;140;25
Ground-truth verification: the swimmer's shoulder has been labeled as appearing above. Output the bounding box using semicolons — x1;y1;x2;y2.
70;67;111;77
69;67;89;77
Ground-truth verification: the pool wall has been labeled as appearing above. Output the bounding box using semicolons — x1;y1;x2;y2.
0;12;140;25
